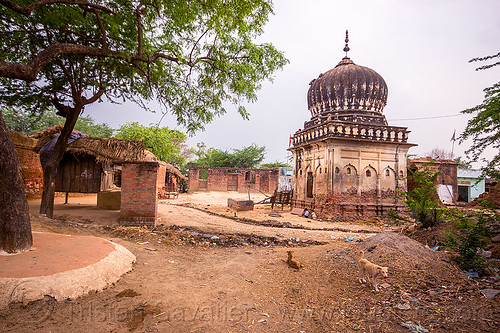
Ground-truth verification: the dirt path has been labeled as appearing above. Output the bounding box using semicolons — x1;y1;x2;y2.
157;202;375;243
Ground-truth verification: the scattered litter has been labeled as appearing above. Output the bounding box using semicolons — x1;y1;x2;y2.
400;321;429;333
481;250;492;258
144;247;157;251
210;235;220;240
239;323;250;331
168;260;175;264
481;289;500;298
395;302;411;310
380;283;391;289
260;313;270;317
136;241;149;245
345;237;357;242
268;260;276;265
410;297;419;302
257;319;267;323
429;245;439;251
465;272;479;278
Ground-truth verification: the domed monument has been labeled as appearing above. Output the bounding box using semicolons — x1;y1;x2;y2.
289;31;416;217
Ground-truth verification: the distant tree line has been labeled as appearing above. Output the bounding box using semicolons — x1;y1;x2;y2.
4;109;289;171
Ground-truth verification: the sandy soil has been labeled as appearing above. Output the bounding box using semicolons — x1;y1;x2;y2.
1;192;498;332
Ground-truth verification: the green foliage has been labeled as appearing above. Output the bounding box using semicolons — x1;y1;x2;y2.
74;115;114;138
454;156;472;169
114;122;187;167
188;143;266;168
0;0;288;133
402;164;444;228
2;107;113;137
260;161;290;168
460;52;500;179
445;210;494;274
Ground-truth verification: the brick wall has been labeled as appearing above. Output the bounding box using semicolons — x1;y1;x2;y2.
188;167;280;193
16;147;44;198
120;161;159;227
188;168;199;192
294;193;405;221
207;168;229;191
157;162;167;191
268;169;279;193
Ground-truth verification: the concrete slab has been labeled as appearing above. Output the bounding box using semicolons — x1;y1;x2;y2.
227;198;254;211
0;232;135;309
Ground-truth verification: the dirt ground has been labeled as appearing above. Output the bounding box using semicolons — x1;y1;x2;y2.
1;192;499;332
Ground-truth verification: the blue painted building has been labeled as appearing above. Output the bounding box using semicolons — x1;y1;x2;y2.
457;169;486;202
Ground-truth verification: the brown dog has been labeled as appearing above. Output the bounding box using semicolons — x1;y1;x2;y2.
284;250;303;269
358;250;388;291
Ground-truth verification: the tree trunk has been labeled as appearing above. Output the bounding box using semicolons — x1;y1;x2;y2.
0;110;32;253
39;106;82;218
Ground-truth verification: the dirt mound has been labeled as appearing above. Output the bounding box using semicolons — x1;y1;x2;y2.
273;233;497;332
354;232;465;285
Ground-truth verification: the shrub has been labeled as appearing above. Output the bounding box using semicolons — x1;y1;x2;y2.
445;210;493;274
402;164;444;228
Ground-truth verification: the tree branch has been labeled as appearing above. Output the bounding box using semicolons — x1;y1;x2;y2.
0;0;113;16
135;2;144;57
51;96;73;117
0;43;115;81
89;7;107;49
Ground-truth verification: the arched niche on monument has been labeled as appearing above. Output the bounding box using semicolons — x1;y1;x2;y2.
340;164;358;193
361;165;377;193
381;167;396;191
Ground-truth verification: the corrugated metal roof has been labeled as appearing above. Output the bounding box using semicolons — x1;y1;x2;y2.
457;168;483;178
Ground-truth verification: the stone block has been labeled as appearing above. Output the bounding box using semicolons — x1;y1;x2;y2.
228;198;254;211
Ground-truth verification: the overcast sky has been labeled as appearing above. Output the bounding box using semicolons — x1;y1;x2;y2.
85;0;500;166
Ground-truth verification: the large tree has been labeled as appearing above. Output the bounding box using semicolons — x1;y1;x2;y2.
460;52;500;179
0;0;287;252
115;122;188;167
0;110;32;252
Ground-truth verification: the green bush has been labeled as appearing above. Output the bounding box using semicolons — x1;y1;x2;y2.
403;164;444;228
445;210;493;274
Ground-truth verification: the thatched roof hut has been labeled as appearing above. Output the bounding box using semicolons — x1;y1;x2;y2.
32;125;150;164
163;161;187;181
9;130;37;150
29;125;186;180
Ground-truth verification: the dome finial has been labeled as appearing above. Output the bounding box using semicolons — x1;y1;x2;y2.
343;30;350;57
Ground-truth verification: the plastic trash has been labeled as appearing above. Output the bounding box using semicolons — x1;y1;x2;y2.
345;236;357;242
429;245;439;251
400;321;429;333
465;271;479;278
